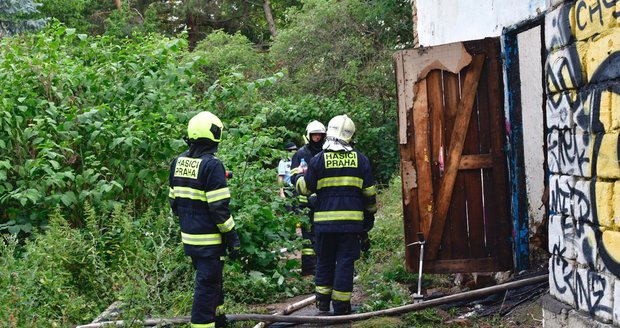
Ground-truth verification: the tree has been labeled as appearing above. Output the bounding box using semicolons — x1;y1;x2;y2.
263;0;277;37
0;0;47;37
270;0;413;103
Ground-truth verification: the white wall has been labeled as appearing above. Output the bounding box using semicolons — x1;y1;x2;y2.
415;0;546;46
517;26;546;232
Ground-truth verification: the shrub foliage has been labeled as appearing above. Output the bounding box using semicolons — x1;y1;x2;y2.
0;23;399;325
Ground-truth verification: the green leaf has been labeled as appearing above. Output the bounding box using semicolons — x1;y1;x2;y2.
61;191;77;207
111;137;125;149
49;160;60;170
249;271;264;280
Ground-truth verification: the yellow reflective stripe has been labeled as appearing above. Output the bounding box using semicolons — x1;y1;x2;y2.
298;195;308;204
332;290;352;301
362;185;377;197
217;216;235;233
181;232;222;245
365;203;378;213
316;285;332;295
206;187;230;203
170;186;207;202
302;248;315;256
314;211;364;222
296;176;309;195
317;176;363;190
168;187;175;199
290;167;301;175
191;323;215;328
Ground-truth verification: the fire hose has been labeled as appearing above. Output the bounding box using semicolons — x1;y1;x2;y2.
76;273;548;327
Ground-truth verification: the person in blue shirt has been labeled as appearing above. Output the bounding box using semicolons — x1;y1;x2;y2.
277;142;298;198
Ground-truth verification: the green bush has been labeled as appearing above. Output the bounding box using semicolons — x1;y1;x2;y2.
0;204;187;326
0;23;196;229
0;22;403;325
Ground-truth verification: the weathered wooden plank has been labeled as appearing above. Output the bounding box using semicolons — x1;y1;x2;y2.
426;54;485;260
475;49;497;260
443;72;469;259
428;70;444;196
464;58;486;259
413;80;434;236
426;70;448;258
485;39;513;269
459;154;494;169
394;51;410;145
395;52;421;273
401;146;420;273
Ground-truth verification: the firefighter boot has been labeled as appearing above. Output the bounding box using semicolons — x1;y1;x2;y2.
332;300;352;315
315;292;331;312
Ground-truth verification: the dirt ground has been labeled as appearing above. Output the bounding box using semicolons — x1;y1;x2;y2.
501;297;544;327
245;272;546;328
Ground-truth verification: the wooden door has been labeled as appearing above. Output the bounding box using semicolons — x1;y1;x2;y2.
394;38;513;273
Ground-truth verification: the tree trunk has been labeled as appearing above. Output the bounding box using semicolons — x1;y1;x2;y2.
186;13;199;50
115;0;122;10
263;0;277;38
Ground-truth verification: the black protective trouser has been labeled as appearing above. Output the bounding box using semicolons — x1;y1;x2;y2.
301;217;316;275
191;257;226;327
314;233;361;314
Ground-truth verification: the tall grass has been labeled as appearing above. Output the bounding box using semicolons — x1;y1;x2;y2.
356;176;444;327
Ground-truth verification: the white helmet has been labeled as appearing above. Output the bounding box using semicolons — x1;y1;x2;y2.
305;120;326;141
326;114;355;143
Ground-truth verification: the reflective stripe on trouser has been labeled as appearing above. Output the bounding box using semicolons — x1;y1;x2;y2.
301;224;316;275
191;257;224;327
315;286;332;311
315;233;360;313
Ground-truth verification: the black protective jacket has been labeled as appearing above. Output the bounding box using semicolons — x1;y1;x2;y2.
169;148;236;257
297;149;377;233
290;142;323;207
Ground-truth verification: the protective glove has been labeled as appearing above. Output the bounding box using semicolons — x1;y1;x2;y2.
363;212;375;232
225;231;241;260
359;232;371;252
308;194;318;208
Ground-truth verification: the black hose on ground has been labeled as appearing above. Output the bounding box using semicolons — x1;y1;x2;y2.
76;274;548;327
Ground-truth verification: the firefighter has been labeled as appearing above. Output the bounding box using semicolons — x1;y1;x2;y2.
296;114;377;315
168;111;240;328
290;120;326;276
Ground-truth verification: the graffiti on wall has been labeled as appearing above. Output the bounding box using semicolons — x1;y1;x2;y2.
545;0;620;316
550;213;613;318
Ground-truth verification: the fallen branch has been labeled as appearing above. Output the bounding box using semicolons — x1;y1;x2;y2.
91;301;123;323
252;295;316;328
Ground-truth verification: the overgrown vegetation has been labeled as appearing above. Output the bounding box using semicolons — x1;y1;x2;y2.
1;0;413;325
355;176;453;327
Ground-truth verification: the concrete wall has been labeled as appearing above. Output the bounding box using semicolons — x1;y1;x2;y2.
545;0;620;325
518;26;547;243
415;0;546;46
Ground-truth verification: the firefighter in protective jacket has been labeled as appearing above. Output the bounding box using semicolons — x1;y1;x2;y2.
296;114;377;315
169;111;240;328
289;120;326;275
